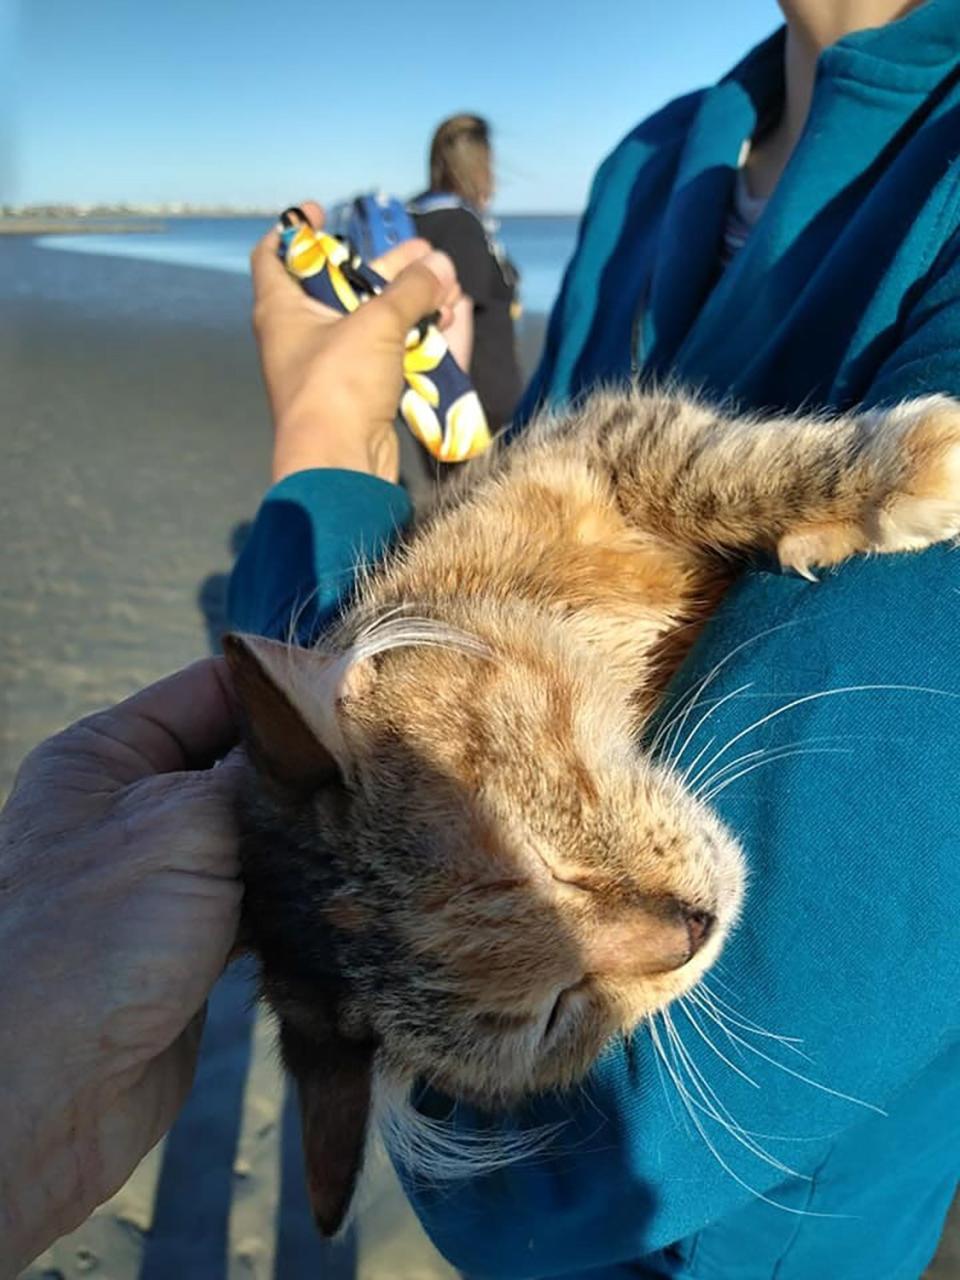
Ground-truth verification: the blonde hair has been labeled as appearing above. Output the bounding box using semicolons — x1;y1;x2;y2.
428;114;493;208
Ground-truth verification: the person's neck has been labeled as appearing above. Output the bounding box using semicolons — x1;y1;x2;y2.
746;0;924;199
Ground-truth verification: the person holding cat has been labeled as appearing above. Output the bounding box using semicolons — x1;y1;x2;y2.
227;0;960;1277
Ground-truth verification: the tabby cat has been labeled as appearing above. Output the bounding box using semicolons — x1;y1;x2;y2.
225;387;960;1234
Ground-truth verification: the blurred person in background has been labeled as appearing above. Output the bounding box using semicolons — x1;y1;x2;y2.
409;114;522;435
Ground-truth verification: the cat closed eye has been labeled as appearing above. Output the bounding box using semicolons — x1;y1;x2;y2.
542;978;593;1042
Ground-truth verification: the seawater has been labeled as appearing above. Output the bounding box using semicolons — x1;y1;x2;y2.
35;214;579;316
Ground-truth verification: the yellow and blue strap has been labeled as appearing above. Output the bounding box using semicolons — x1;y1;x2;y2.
277;207;492;463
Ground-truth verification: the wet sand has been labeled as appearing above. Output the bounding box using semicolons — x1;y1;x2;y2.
3;240;956;1278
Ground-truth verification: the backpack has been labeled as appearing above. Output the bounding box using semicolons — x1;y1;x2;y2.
326;192;416;261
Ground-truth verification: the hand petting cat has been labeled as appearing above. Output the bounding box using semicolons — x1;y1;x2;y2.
0;659;243;1276
250;199;461;485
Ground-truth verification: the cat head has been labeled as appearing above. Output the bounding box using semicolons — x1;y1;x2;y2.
224;620;744;1233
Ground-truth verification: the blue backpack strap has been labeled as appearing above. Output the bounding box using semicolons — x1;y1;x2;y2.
407;192;469;217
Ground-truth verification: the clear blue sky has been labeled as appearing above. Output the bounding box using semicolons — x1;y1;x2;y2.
9;0;780;213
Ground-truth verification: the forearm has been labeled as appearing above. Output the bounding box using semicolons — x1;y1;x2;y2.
1;1192;39;1280
403;543;960;1278
0;940;86;1276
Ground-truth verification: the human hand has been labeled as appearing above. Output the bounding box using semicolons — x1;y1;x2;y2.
251;200;460;484
0;660;243;1274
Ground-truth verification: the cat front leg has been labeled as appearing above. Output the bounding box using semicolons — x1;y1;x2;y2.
587;390;960;577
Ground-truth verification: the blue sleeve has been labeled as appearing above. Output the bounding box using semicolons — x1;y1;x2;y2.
511;94;703;434
510;138;649;431
866;229;960;403
226;469;412;642
401;252;960;1275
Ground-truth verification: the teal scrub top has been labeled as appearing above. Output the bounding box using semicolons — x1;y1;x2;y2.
229;3;960;1274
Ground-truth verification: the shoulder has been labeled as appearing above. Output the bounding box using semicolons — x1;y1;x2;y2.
624;88;706;145
412;208;492;301
579;89;704;221
413;206;483;237
594;89;704;178
413;207;487;256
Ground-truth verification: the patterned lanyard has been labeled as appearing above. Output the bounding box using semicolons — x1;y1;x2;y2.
278;207;492;463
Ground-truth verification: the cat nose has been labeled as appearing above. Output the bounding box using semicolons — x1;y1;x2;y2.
680;904;715;959
582;896;717;977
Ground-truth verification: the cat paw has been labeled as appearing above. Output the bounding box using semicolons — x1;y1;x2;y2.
776;397;960;579
868;396;960;553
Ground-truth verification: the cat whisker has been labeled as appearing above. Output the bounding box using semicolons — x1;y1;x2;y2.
377;1084;564;1181
688;735;850;797
677;734;717;785
680;1000;840;1148
696;747;854;804
652;676;730;770
649;1016;838;1215
349;615;493;665
353;601;417;644
284;584;322;648
703;964;741;998
684;989;752;1064
675;997;760;1089
646;1026;683;1126
690;683;960;796
688;744;768;794
647;618;804;765
686;996;885;1115
573;1073;613;1130
692;984;807;1054
661;1008;805;1177
649;1015;697;1143
671;681;754;776
647;649;732;763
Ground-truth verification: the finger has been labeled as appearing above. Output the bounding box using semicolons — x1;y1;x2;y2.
358;250;457;340
250;226;289;303
299;200;325;228
123;754;248;878
371;236;432;281
250;200;325;304
434;272;463;331
78;657;240;779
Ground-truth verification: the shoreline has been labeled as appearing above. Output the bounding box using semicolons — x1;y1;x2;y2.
0;219;169;236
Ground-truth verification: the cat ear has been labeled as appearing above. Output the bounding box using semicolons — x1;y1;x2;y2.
222;632;368;790
279;1018;375;1237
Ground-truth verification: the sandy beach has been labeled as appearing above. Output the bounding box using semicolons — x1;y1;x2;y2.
3;237;957;1280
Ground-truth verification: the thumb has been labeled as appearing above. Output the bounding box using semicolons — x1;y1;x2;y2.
361;249;458;341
